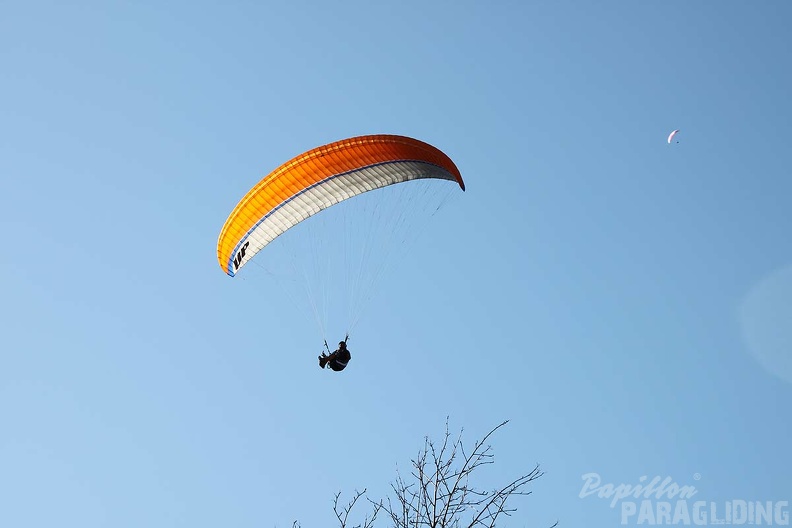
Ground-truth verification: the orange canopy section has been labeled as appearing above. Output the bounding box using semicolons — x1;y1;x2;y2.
217;134;464;276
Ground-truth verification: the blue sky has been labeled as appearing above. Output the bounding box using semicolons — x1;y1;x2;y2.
2;1;791;526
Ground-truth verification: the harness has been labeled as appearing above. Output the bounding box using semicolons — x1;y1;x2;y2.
329;348;351;370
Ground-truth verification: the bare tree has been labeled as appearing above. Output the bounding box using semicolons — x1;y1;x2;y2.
333;489;381;528
312;419;556;528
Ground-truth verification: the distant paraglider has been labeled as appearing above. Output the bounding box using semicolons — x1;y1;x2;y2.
667;129;680;144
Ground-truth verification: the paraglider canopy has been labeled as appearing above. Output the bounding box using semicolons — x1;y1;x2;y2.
217;134;465;277
667;129;680;144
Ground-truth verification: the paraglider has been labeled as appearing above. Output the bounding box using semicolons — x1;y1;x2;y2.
319;337;351;372
667;129;680;144
217;134;465;369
